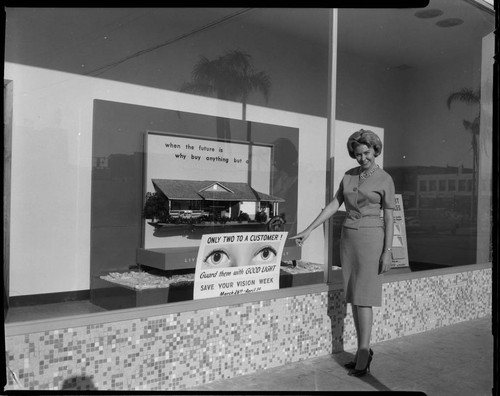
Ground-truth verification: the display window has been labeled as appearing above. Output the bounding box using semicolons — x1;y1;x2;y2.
4;2;494;323
4;8;332;321
336;0;494;270
89;101;316;310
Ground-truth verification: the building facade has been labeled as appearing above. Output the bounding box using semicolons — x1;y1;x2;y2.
4;3;494;390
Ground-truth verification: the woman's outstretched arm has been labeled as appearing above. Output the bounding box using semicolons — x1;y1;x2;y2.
290;197;341;245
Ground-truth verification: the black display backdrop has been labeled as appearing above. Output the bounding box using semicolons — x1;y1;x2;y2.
90;99;299;309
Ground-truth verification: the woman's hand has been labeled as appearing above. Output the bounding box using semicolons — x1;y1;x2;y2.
379;250;392;274
290;230;311;247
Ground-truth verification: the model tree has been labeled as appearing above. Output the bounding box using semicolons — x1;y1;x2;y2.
142;192;169;222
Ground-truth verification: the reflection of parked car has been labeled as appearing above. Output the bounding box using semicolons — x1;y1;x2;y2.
405;217;421;232
405;208;463;234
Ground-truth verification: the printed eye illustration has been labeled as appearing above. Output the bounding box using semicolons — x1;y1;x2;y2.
251;246;277;265
203;249;231;267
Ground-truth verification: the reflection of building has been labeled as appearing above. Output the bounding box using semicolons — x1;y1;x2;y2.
92;153;143;178
91;153;144;224
386;165;474;220
152;179;284;220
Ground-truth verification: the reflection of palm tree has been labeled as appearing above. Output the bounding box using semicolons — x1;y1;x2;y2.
447;88;480;170
447;87;480;220
180;49;271;141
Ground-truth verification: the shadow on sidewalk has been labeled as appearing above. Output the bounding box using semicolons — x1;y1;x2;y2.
60;374;98;391
330;352;392;392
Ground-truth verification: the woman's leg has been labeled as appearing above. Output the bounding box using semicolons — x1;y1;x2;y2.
352;304;360;362
354;305;373;370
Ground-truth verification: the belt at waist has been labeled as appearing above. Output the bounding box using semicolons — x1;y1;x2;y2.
343;216;383;229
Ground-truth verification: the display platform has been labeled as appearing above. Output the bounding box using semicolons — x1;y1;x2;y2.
136;247;198;271
91;276;193;310
279;269;324;288
137;245;303;272
91;263;324;310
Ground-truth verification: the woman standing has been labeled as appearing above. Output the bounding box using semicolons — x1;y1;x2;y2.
291;129;395;377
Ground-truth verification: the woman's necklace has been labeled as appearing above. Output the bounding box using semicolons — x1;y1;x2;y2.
359;164;379;180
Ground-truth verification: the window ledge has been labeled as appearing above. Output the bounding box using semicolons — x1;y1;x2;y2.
383;262;492;282
5;283;328;336
327;263;492;289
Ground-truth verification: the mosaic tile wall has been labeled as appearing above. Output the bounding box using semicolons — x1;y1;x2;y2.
5;267;491;391
340;268;492;351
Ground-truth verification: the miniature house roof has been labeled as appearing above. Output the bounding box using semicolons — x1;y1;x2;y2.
151;179;285;202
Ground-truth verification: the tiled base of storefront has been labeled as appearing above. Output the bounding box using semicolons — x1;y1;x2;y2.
5;267;491;391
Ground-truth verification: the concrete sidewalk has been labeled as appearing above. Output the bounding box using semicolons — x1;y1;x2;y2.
189;316;494;395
